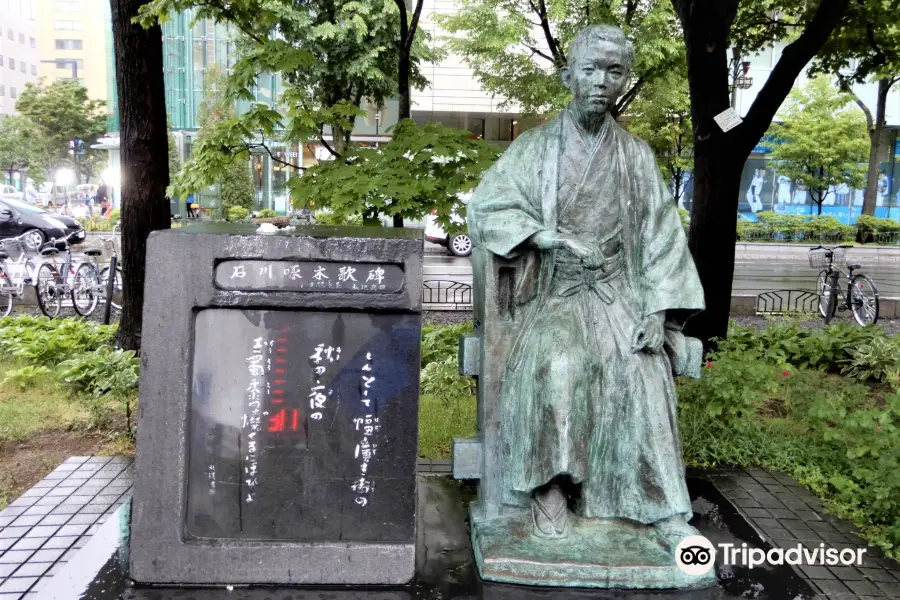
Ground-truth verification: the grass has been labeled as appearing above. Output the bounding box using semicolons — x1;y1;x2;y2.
0;359;133;509
0;360;94;442
418;393;476;459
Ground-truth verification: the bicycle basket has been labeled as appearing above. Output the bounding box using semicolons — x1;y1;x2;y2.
808;247;846;269
0;238;29;261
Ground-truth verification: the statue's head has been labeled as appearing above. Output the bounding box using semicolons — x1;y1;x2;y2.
561;25;634;117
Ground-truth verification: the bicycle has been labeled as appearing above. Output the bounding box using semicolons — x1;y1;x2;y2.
99;221;123;313
809;245;880;326
78;233;122;318
34;231;89;318
0;233;40;317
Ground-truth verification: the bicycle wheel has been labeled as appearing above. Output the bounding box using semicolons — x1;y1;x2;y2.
99;265;123;310
0;266;13;318
71;263;100;317
850;274;879;326
35;264;62;318
817;270;837;321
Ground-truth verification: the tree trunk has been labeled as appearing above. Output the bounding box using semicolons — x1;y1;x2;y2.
862;78;890;216
110;0;170;352
685;154;743;347
398;51;411;121
674;0;850;348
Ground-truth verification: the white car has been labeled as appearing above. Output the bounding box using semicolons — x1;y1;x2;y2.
1;185;22;202
424;193;473;257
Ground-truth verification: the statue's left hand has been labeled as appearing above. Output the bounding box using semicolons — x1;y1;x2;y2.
631;312;665;354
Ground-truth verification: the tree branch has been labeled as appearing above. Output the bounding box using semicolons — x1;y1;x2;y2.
739;0;851;153
318;126;339;158
841;81;874;131
615;75;646;116
524;44;555;63
536;0;565;66
405;0;425;54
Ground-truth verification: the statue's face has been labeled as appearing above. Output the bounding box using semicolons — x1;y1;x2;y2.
562;40;630;116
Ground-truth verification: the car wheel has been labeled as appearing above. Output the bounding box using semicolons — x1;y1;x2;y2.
23;229;46;252
449;233;473;257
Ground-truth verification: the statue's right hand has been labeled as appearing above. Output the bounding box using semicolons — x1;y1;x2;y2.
560;236;599;261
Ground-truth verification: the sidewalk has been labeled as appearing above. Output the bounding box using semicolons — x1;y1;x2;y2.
736;242;899;264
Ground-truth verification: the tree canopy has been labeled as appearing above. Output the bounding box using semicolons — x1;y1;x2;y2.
437;0;683;117
291;119;500;229
767;77;869;214
0;115;49;184
15;79;107;183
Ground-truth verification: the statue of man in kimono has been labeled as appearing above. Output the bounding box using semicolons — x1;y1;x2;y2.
468;24;706;553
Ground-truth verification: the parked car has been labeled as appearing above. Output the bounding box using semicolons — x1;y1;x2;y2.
0;197;86;251
1;185;22;202
424;193;473;257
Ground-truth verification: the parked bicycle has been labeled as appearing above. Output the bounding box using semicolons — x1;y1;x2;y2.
78;232;122;317
0;232;40;317
100;221;123;312
34;231;90;318
809;245;880;326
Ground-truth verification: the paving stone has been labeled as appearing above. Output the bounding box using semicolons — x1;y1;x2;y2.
765;508;797;520
60;548;80;562
0;528;29;539
828;566;866;581
41;472;66;481
30;481;54;490
44;486;77;498
0;594;25;600
0;539;13;552
0;508;26;518
16;491;42;499
0;564;17;577
845;579;883;595
39;536;77;550
0;516;13;528
55;524;87;537
9;539;45;552
36;515;69;527
814;579;853;595
11;563;50;579
6;498;36;509
809;521;837;533
85;524;100;535
44;563;66;576
23;526;57;539
876;581;900;596
733;497;763;509
0;579;36;594
48;506;78;516
8;516;39;528
31;497;61;508
27;548;64;563
801;565;836;580
65;513;99;526
819;531;853;544
0;550;34;564
859;568;897;583
79;505;108;515
20;507;51;518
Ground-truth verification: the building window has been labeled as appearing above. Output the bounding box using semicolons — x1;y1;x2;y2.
0;85;5;97
18;33;24;44
54;20;82;30
20;60;25;73
0;56;4;67
30;37;35;48
10;87;17;99
7;30;13;41
55;39;83;50
54;59;83;70
53;1;80;11
30;64;36;75
7;60;13;71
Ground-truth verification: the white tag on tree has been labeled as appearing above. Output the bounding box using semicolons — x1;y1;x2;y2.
713;107;743;132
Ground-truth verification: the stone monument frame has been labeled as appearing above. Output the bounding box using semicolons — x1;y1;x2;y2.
130;225;423;585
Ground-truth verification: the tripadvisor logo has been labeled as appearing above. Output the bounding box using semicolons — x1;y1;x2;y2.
675;535;867;574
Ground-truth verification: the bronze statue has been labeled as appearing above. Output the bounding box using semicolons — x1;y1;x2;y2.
455;24;713;589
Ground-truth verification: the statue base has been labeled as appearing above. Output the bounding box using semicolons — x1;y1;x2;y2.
470;507;717;590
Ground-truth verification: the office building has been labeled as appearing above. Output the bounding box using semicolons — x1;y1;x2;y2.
0;0;41;116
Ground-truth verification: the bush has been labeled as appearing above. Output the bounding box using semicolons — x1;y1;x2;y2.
0;316;116;366
678;208;690;230
313;210;364;227
841;337;900;384
257;208;277;218
420;321;473;367
225;206;249;222
1;365;52;391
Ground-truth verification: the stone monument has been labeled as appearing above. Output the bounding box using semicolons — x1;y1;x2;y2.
453;25;713;589
130;224;423;585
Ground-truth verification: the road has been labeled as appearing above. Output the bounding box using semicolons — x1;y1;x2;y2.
424;253;900;297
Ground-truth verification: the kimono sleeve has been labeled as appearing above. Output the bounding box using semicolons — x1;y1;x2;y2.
635;141;705;319
468;129;546;259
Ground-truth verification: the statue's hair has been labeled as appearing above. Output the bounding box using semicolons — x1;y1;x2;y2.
566;25;635;71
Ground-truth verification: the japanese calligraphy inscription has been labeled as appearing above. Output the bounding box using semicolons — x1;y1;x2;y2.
186;309;419;542
216;260;404;293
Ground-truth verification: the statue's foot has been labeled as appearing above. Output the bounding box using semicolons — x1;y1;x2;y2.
532;483;569;539
651;514;700;553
